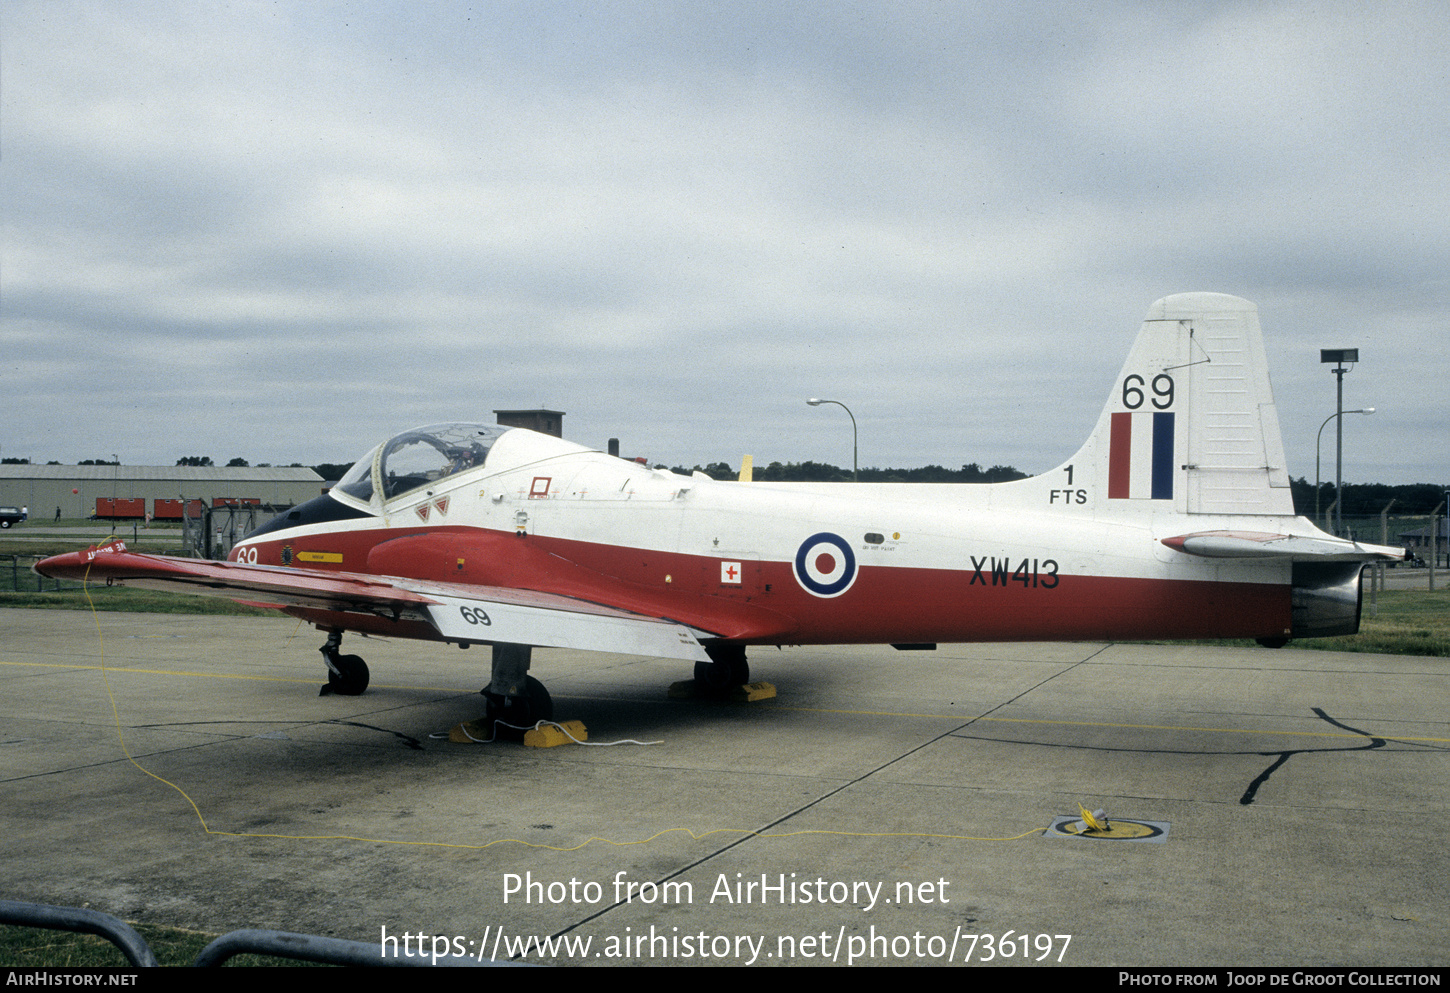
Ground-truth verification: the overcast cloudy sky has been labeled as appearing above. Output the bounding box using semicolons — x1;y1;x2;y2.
3;1;1445;485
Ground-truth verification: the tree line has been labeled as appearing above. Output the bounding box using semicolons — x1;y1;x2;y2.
661;461;1030;483
1288;478;1446;517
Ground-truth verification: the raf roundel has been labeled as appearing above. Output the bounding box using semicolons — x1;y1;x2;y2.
793;532;857;598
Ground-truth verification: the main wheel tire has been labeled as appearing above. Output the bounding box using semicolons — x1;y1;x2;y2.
694;645;749;694
522;675;553;723
327;653;370;695
485;676;553;733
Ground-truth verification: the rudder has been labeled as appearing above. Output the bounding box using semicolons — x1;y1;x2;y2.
1065;293;1294;518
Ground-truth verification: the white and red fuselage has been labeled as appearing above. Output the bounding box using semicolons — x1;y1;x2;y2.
229;426;1306;648
42;295;1400;667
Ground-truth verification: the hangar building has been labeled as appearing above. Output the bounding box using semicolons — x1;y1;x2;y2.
0;465;326;520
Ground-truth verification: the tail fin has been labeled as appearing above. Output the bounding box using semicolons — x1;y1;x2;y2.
1066;293;1294;517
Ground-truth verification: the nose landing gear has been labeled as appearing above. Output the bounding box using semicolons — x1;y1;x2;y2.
319;630;370;696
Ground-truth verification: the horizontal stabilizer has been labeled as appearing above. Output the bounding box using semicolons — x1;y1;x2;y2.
1162;531;1404;562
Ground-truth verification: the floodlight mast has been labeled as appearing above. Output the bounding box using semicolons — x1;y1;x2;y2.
1319;349;1360;536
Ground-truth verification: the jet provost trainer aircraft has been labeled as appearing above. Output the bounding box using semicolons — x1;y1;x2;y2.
37;293;1401;725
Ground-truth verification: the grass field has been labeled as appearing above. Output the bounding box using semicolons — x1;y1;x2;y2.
1130;588;1450;658
0;922;322;967
1322;587;1450;656
0;585;278;615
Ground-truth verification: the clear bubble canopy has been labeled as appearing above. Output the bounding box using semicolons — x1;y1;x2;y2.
334;423;510;504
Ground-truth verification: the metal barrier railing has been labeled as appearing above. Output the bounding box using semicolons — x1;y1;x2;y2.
193;928;520;967
1;899;517;967
0;900;158;967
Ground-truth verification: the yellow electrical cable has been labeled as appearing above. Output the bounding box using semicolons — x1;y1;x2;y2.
77;564;1048;852
84;557;217;834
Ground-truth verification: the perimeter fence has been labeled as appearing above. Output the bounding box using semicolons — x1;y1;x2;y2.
1328;513;1446;568
2;555;88;593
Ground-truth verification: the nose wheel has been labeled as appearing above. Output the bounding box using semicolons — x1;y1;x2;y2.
319;631;369;696
325;653;370;695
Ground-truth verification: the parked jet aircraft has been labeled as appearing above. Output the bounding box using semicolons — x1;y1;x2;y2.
37;294;1400;726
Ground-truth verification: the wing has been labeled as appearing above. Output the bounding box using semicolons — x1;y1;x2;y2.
1161;530;1405;562
34;540;711;663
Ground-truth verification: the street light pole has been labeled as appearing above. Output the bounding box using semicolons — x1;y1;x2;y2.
1315;408;1373;528
805;398;858;481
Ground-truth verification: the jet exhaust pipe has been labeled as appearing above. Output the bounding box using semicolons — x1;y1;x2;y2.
1289;562;1364;639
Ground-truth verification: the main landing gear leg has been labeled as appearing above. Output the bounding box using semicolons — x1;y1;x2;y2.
319;630;370;696
695;643;749;696
481;643;553;730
